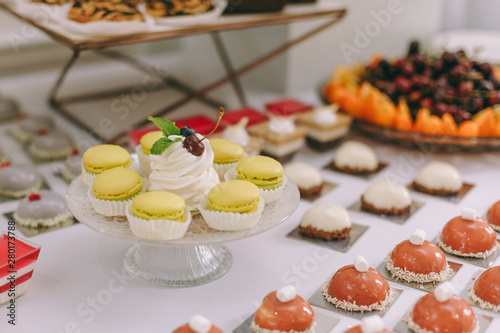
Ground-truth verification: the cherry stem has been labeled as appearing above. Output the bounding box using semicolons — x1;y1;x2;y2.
201;108;224;141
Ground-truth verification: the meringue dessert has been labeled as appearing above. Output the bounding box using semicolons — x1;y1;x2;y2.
361;180;412;215
385;229;451;284
252;285;315;333
414;161;463;196
323;255;393;312
297;104;353;151
405;282;478;333
332;141;379;174
438;208;497;259
283;162;323;200
299;202;352;240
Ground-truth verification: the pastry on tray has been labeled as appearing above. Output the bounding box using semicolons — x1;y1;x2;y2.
28;130;75;161
126;191;191;240
199;180;264;231
404;282;478;333
414;161;463;196
68;0;145;23
173;315;223;333
299;202;351;240
283;162;323;200
146;0;215;18
385;229;451;284
437;208;497;259
11;115;54;144
344;315;393;333
0;164;43;198
252;285;315;333
468;265;500;312
361;180;412;216
14;190;72;228
332;141;379;174
486;200;500;232
323;255;393;312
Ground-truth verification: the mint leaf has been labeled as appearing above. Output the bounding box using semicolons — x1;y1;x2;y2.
150;137;181;155
148;116;180;137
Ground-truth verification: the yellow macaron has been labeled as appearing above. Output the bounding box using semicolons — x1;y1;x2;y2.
140;131;163;155
83;144;131;175
93;168;143;201
208;180;260;214
209;138;245;164
131;191;185;222
237;155;283;187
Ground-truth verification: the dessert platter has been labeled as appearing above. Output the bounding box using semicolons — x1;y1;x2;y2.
66;114;300;287
322;41;500;152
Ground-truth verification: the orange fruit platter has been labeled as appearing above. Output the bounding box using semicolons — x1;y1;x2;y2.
323;41;500;152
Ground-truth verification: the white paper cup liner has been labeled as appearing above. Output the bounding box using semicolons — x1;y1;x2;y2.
213;162;237;182
81;159;135;187
88;182;145;217
135;145;151;175
198;196;264;231
224;167;237;182
126;206;191;240
260;176;286;204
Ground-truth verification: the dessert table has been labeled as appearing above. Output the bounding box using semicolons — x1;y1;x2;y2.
1;58;500;333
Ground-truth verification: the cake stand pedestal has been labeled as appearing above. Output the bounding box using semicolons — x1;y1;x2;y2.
66;177;299;287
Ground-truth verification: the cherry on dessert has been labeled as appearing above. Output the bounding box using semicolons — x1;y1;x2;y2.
71;148;79;156
180;126;196;138
38;129;48;136
183;135;204;156
1;161;10;168
28;193;41;201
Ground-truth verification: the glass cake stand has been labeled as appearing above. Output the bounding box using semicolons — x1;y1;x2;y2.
66;176;300;287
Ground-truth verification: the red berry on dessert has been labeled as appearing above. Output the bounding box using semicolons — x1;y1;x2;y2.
385;229;451;284
252;285;315;333
486;201;500;232
405;282;478;333
173;315;223;333
344;315;393;333
323;255;392;312
469;266;500;312
438;208;497;259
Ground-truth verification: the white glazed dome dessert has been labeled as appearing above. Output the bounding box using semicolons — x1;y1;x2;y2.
414;161;462;195
284;162;323;199
300;202;352;240
12;115;54;143
333;141;378;173
14;190;72;228
0;164;43;198
361;180;412;215
28;130;75;160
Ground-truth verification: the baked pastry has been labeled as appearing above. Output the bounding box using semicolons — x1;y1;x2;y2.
11;115;53;143
405;282;478;333
126;191;191;240
385;229;451;284
236;155;285;204
0;164;43;198
14;190;72;228
283;162;323;200
221;116;262;156
252;285;315;333
414;161;462;196
438;208;497;259
0;96;20;122
68;0;145;23
344;315;392;333
209;138;244;181
199;180;264;231
135;130;163;175
486;200;500;232
468;266;500;312
173;315;223;333
89;167;144;216
146;0;215;18
297;105;353;151
332;141;379;174
28;130;75;161
266;99;313;117
361;180;412;215
61;152;82;183
323;255;393;311
299;202;351;240
82;144;132;187
248;117;307;163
